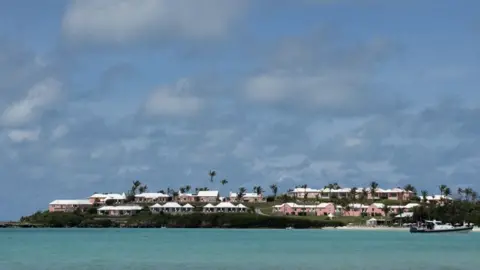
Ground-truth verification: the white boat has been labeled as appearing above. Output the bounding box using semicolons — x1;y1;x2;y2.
410;220;473;234
285;226;294;230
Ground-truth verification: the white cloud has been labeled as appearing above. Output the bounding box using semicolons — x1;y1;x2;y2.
51;125;69;141
7;128;41;143
1;78;62;126
244;70;368;109
62;0;247;45
144;80;202;117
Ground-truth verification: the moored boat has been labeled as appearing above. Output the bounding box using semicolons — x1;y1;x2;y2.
410;220;473;234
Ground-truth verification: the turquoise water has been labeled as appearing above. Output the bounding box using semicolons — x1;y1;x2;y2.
0;229;479;270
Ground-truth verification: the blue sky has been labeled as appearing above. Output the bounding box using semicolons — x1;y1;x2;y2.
0;0;479;220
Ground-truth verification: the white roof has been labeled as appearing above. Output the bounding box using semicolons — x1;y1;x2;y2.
317;203;333;208
404;203;420;208
161;202;183;208
426;195;452;200
289;187;408;193
216;202;237;208
197;190;219;197
179;193;194;197
203;203;215;208
237;203;247;208
229;192;260;198
98;205;142;211
183;203;194;208
150;203;162;208
348;203;369;209
273;203;298;208
371;203;385;208
90;193;126;199
50;199;92;205
135;193;170;198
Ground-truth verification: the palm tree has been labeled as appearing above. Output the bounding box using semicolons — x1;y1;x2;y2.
382;205;390;218
457;187;464;200
253;185;264;195
464;188;473;202
237;187;247;201
404;184;417;195
185;185;191;193
179;187;186;194
220;179;228;186
421;190;428;204
439;184;447;196
349;187;358;202
158;189;165;194
208;170;216;183
270;184;278;200
138;185;148;194
443;187;452;203
471;191;478;202
370;181;379;201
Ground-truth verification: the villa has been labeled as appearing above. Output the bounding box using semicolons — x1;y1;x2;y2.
229;192;265;203
48;199;92;212
134;193;170;203
202;202;248;213
89;193;127;204
425;195;453;203
272;202;336;216
177;193;196;203
287;187;414;201
197;190;219;203
97;205;142;216
150;202;194;214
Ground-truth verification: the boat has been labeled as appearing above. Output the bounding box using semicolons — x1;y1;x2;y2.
285;226;294;230
410;220;473;233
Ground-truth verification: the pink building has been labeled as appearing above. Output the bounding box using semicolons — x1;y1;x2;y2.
272;202;336;216
366;203;385;217
287;187;414;201
88;193;126;204
49;199;92;212
177;193;195;203
197;191;219;203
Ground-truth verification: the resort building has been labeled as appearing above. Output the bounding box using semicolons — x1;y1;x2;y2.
134;193;170;203
287;187;414;201
177;193;196;203
97;205;142;216
48;199;92;212
89;193;127;204
228;192;265;203
202;202;248;213
272;202;336;216
150;202;194;214
424;195;453;203
197;190;219;203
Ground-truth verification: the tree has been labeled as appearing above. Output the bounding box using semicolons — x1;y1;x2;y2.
404;184;417;195
349;187;358;202
370;181;379;201
457;187;464;200
270;184;278;200
185;185;191;193
179;187;186;194
138;185;148;194
439;184;447;197
237;187;247;201
382;205;390;218
158;190;166;194
220;179;228;186
421;190;428;204
209;170;216;183
253;186;264;195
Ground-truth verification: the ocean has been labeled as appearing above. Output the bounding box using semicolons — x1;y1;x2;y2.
0;228;479;270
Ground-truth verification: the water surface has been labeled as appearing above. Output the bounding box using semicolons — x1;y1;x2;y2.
0;228;478;270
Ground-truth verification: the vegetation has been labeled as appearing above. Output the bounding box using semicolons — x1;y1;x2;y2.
17;210;345;229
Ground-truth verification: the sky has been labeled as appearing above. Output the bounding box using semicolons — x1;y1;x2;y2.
0;0;479;220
